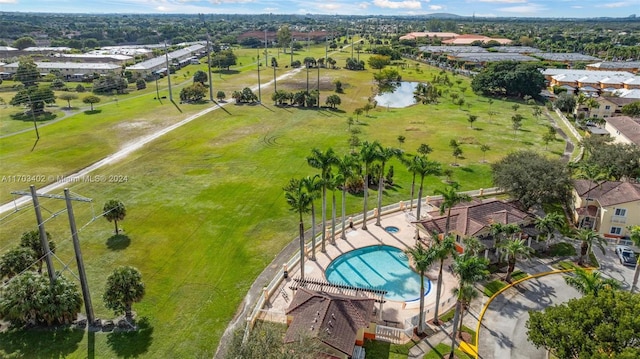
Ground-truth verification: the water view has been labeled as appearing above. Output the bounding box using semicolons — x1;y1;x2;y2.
373;82;422;108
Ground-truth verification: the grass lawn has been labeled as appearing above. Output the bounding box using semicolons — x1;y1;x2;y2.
483;280;507;297
363;338;417;359
0;44;567;358
547;242;577;257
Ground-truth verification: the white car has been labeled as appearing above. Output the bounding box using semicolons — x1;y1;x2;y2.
615;245;637;267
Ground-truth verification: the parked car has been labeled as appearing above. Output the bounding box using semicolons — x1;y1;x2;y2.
615;245;637;267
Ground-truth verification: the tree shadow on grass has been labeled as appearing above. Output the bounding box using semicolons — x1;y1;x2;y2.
10;112;57;122
0;326;84;358
84;109;102;115
107;234;131;251
106;317;153;358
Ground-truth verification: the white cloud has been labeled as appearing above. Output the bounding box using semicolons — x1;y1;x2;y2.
373;0;422;9
498;4;546;14
0;0;18;3
429;5;444;10
209;0;256;4
358;2;369;9
317;3;341;10
571;5;583;8
598;2;630;8
478;0;526;3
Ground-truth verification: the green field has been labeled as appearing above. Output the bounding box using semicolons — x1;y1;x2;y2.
0;44;565;357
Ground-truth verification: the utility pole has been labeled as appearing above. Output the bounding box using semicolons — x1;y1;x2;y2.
290;39;293;66
29;185;56;285
164;42;173;102
64;188;94;324
257;49;261;103
13;186;94;321
206;32;214;102
317;65;320;108
264;29;268;67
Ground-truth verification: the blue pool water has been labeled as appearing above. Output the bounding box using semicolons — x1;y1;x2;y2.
385;226;400;233
325;245;432;302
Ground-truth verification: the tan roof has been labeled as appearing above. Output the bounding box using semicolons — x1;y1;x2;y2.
605;116;640;145
399;32;459;40
285;288;375;357
419;199;531;237
597;97;637;107
574;179;640;206
442;34;512;45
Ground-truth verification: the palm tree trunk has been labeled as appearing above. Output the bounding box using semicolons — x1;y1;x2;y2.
114;219;119;234
310;204;317;260
450;300;461;354
632;260;639;293
415;177;424;240
444;207;452;237
459;305;466;337
125;303;133;320
362;166;369;230
299;217;305;280
409;173;416;214
506;260;515;282
376;163;385;226
418;273;425;335
433;259;444;324
331;191;336;245
341;187;347;240
321;186;327;252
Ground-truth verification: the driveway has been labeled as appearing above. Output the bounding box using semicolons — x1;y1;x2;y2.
478;274;581;359
595;241;638;291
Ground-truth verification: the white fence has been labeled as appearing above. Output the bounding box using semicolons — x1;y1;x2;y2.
375;325;413;344
245;188;504;337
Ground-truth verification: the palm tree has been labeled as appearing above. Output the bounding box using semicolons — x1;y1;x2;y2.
434;182;472;238
103;266;145;320
463;236;485;257
327;173;338;245
499;239;533;282
307;148;338;252
413;157;442;238
284;178;312;280
432;236;457;325
404;243;436;335
301;175;321;260
535;212;565;250
627;225;639;293
103;199;126;234
564;267;620;297
375;146;403;226
336;154;358;240
359;141;380;230
575;228;607;266
450;253;489;352
451;283;478;339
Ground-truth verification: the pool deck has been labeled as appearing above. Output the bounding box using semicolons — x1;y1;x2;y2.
263;208;457;328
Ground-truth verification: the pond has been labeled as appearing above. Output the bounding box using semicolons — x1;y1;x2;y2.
373;81;421;108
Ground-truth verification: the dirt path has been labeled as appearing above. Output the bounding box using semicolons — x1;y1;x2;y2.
0;67;302;215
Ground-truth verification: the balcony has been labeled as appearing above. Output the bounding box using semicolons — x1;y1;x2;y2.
611;215;627;224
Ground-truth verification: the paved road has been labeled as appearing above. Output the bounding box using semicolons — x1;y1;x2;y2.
478;274;581;359
596;240;639;292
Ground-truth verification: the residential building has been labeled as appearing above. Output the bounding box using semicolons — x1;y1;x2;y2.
285;288;376;359
442;34;512;45
591;97;637;119
125;44;205;76
416;198;536;253
399;32;459;41
587;61;640;74
572;180;640;239
2;61;121;80
603;116;640;146
542;69;640;97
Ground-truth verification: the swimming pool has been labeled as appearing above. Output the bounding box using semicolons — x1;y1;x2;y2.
385;226;399;233
325;245;432;302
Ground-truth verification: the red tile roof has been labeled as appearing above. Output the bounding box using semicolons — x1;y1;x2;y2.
285;288;375;357
419;199;531;237
574;179;640;207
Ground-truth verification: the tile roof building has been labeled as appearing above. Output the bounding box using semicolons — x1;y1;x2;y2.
604;116;640;146
572;180;640;238
285;288;376;359
441;34;512;45
399;32;459;41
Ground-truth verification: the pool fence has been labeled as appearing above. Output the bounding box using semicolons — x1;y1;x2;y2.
244;187;503;342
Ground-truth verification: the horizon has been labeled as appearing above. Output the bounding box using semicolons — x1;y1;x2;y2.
1;0;639;19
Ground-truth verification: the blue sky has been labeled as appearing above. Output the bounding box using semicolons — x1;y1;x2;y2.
1;0;639;18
